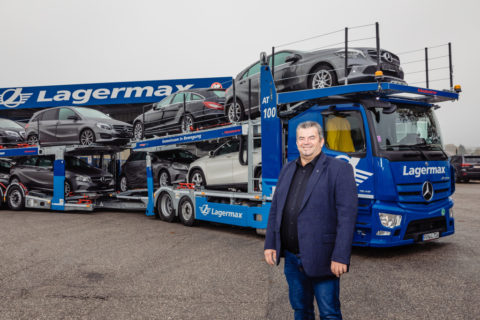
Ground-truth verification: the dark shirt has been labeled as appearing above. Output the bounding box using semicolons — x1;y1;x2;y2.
281;153;321;254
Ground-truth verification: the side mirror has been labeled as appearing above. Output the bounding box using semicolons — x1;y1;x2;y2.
208;151;214;157
285;53;301;64
67;115;79;121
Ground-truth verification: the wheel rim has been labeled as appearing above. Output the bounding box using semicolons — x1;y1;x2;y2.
160;194;173;217
159;172;170;187
120;176;128;192
228;103;242;122
80;130;94;145
191;172;203;186
257;174;262;192
181;201;193;221
182;116;194;133
9;189;22;208
28;135;38;145
64;182;71;197
134;123;143;140
312;70;333;88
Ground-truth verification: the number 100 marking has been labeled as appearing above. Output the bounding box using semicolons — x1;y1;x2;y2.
263;107;276;119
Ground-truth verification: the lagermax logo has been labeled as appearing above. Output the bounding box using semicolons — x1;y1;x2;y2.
199;204;211;216
422;181;434;201
0;88;32;108
198;204;243;219
335;155;373;187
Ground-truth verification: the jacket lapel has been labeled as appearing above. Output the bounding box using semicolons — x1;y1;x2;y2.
276;163;296;225
298;153;327;213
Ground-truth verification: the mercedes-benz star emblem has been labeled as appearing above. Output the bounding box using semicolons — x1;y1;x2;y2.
422;181;434;201
382;52;393;63
100;177;106;183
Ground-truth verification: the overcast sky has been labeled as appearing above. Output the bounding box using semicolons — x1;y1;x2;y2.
1;0;478;146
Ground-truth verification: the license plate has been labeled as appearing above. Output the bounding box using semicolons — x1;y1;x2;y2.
422;232;439;241
381;63;398;72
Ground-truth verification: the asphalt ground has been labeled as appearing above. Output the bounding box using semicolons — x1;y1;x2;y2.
0;182;479;320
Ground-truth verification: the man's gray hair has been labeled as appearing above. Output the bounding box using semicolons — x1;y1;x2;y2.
296;121;324;139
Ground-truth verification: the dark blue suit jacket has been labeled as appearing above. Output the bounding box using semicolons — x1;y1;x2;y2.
264;152;358;277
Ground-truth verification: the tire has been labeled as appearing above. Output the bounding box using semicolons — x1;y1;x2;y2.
7;185;25;210
27;134;39;145
64;180;72;198
157;191;175;222
158;170;171;187
178;197;195;227
309;64;338;89
10;177;20;185
227;100;244;123
119;175;128;192
134;121;144;140
189;169;206;188
181;114;195;133
79;129;95;146
254;167;262;192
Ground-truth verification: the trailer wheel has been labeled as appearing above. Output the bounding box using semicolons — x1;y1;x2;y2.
178;197;195;227
157;191;175;222
7;185;25;211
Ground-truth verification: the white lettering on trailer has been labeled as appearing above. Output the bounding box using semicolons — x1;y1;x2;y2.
402;166;446;178
199;204;243;219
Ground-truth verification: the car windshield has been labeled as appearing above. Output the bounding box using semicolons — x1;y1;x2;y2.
369;105;443;151
66;157;93;169
75;108;111;119
0;119;23;129
175;150;198;160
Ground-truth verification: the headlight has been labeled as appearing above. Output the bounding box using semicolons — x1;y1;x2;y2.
379;213;402;228
172;163;188;171
5;130;20;137
96;122;112;130
334;49;366;59
75;175;92;183
0;173;9;179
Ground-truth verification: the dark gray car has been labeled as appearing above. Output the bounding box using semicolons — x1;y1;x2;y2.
9;155;114;196
25;107;132;146
225;47;405;122
0;118;26;146
132;88;226;139
119;149;198;191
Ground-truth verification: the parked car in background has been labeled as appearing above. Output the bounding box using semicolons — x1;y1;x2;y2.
450;155;480;182
9;155;114;197
0;158;12;185
133;88;226;139
188;139;262;191
25;107;132;146
0;118;26;146
225;47;405;122
119;149;198;191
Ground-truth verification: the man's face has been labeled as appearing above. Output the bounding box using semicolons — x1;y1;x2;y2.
296;127;324;158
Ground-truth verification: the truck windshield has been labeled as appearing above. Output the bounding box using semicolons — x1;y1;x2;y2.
369;105;443;151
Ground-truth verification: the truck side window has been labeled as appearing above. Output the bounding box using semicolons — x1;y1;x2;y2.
323;111;366;153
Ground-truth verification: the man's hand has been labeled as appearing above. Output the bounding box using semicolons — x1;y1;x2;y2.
331;261;347;277
264;249;277;266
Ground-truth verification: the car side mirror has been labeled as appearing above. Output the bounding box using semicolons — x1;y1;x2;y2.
208;151;214;157
285;53;301;63
67;115;79;121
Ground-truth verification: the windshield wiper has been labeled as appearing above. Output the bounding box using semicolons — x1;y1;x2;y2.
385;144;430;160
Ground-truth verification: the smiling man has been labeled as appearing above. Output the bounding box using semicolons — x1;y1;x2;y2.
264;121;357;320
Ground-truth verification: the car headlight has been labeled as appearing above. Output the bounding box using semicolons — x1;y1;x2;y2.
0;173;9;179
96;122;112;130
335;49;366;59
379;213;402;228
75;175;92;183
172;163;188;171
5;130;20;137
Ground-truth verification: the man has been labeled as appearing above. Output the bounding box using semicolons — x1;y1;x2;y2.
264;121;357;320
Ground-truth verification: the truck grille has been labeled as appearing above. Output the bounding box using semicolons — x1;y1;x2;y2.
396;180;450;205
404;217;447;241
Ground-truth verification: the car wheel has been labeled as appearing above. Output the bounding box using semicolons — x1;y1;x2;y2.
227;100;244;123
254;167;262;192
10;177;20;185
27;134;39;145
134;121;144;140
309;64;338;89
64;180;72;198
79;129;95;146
119;175;128;192
189;169;206;188
178;196;195;227
7;185;25;210
157;191;175;222
158;170;171;187
181;114;195;133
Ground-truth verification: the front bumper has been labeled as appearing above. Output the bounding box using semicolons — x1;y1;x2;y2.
96;129;133;144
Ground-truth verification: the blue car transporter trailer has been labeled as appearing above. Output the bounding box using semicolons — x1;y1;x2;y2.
143;57;460;247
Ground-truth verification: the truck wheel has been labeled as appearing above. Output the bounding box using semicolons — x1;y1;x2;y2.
7;185;25;211
157;191;175;222
178;197;195;227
